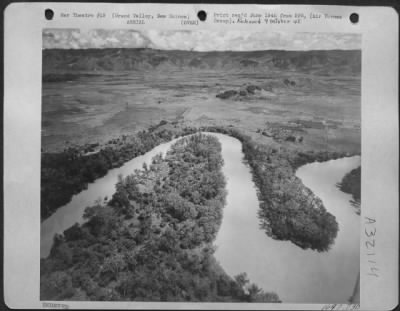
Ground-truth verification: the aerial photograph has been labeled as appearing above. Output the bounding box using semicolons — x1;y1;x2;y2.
40;29;361;303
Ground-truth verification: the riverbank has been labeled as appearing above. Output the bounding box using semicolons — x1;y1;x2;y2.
208;132;361;303
42;125;355;253
41;129;361;303
338;166;361;214
201;127;349;251
41;125;177;221
40;133;280;302
213;154;361;303
40;136;181;258
41;123;359;222
294;156;361;302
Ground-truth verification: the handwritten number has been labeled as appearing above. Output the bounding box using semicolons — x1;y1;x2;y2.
365;227;376;237
364;216;376;224
365;239;375;249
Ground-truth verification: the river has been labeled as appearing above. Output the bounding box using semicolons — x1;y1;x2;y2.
40;137;181;258
213;133;360;303
41;133;360;303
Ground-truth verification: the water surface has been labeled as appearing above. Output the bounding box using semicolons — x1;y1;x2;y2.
40;138;180;258
41;133;360;303
213;136;360;303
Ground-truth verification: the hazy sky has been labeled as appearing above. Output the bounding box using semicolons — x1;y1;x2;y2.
43;29;361;51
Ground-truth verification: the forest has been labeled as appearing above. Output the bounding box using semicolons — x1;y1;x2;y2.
40;134;280;302
41;127;175;220
338;166;361;212
241;141;340;252
191;126;342;252
42;123;349;257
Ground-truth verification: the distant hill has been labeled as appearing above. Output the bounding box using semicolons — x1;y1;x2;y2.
42;48;361;76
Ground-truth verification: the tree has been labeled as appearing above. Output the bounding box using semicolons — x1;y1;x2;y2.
251;291;281;302
40;271;73;299
247;283;262;300
102;253;127;278
234;272;249;289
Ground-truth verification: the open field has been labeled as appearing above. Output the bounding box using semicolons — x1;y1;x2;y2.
42;49;361;154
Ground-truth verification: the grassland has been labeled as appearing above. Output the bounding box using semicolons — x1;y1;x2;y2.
42;49;361;155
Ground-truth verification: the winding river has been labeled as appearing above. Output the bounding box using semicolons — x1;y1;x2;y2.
213;133;360;303
40;137;181;258
41;133;360;303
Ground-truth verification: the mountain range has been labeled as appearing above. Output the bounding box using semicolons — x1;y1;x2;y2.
43;48;361;76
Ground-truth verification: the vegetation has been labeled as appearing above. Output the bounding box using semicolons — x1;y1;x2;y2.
42;123;346;251
43;48;361;75
41;134;280;302
187;126;341;252
41;128;175;220
43;73;101;83
289;150;351;169
338;166;361;213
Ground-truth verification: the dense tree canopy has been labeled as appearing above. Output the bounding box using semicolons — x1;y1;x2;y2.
41;134;280;302
41;124;347;303
338;166;361;214
187;126;340;252
41;127;176;220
